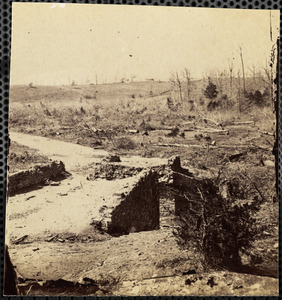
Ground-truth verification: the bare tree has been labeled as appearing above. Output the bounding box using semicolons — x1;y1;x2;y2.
169;72;183;105
237;69;241;114
228;59;234;98
216;69;224;97
29;82;36;89
176;72;183;104
248;64;256;88
239;47;246;93
262;44;276;108
183;68;192;101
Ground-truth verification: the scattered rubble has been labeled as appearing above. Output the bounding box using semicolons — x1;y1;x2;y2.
261;159;275;167
115;271;278;296
87;164;143;181
12;235;29;245
107;155;121;162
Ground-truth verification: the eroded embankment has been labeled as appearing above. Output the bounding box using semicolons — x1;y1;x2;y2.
8;161;68;196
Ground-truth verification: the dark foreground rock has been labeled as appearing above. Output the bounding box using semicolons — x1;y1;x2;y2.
4;245;18;296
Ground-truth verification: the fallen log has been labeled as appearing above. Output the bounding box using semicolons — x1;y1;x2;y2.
198;114;222;127
157;125;228;135
229;152;247;162
231;121;255;125
186;127;229;135
251;143;272;151
127;129;139;134
13;235;28;245
216;144;252;149
181;121;195;126
152;143;204;149
156;127;177;131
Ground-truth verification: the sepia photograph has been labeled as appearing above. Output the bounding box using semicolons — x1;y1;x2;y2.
4;3;279;296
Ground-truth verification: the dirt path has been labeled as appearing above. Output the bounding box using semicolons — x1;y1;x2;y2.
9;131;167;171
9;131;109;172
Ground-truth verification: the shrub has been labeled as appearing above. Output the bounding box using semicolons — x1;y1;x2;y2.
139;120;155;131
167;97;173;109
204;80;218;100
207;100;220;111
221;94;228;101
113;137;136;150
246;90;267;107
199;97;205;106
174;177;262;271
206;94;233;111
43;109;52;116
253;90;264;105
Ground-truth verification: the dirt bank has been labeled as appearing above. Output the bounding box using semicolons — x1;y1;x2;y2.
8;161;67;196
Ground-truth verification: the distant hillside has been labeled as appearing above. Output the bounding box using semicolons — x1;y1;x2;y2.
9;81;171;104
10;75;271;107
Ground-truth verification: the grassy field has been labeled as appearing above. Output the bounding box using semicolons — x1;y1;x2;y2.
8;79;276;156
8;80;277;180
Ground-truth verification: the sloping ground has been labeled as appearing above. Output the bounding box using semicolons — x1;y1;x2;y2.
8;234;278;296
6;132;278;296
9;82;171;104
8;141;51;173
9;228;200;292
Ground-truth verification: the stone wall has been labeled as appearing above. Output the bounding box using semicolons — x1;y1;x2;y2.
8;161;67;196
106;170;159;235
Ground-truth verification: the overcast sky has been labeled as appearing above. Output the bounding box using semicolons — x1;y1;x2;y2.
10;3;279;85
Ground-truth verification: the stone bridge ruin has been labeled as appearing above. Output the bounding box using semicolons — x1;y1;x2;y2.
7;154;211;238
